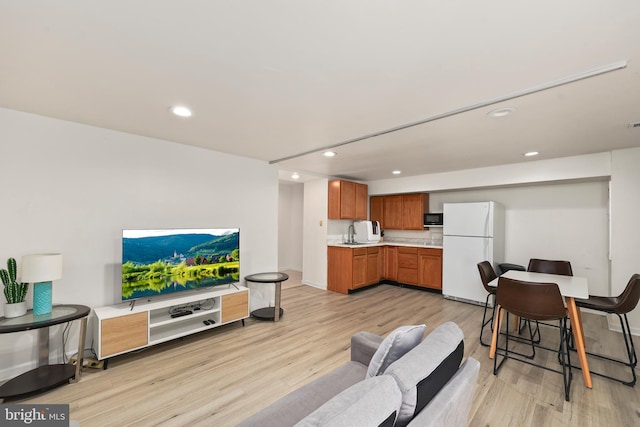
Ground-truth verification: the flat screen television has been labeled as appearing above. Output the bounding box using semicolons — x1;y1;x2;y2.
121;228;240;301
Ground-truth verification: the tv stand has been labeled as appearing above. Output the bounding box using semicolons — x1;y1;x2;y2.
94;286;249;367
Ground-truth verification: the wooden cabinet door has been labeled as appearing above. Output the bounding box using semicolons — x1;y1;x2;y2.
328;246;354;294
352;250;367;288
397;247;418;284
385;246;397;281
370;196;384;228
402;193;426;230
340;180;356;219
101;312;148;358
355;183;368;220
366;247;379;285
328;180;342;219
383;195;403;229
378;246;385;282
222;291;249;323
418;248;443;290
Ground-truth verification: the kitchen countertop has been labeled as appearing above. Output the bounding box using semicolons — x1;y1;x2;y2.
328;242;443;249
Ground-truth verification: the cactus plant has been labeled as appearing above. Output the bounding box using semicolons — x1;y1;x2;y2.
1;257;29;304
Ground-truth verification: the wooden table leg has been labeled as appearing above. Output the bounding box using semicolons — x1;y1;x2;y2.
489;304;504;359
566;297;592;388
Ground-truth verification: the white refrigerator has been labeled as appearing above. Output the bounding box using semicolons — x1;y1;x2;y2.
442;201;505;305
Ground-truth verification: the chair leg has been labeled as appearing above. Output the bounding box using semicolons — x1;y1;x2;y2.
559;317;572;401
568;313;637;386
493;307;508;374
480;292;495;347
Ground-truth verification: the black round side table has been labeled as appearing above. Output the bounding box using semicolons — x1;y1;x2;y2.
0;304;90;400
245;272;289;321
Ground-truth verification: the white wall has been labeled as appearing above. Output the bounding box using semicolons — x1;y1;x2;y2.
428;181;610;296
0;108;279;380
278;182;303;271
302;179;328;289
369;152;611;195
610;147;640;333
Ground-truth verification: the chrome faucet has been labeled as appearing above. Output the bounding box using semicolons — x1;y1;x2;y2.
347;224;356;244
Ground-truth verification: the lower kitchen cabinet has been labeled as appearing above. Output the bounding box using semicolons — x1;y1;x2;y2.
384;246;398;281
397;247;418;285
328;245;442;294
328;246;381;294
418;247;443;290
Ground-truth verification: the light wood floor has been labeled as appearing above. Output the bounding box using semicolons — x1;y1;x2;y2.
14;270;640;426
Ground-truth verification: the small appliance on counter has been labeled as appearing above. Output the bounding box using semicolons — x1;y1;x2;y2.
353;220;382;243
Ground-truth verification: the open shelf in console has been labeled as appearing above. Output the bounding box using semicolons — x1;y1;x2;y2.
150;310;222;344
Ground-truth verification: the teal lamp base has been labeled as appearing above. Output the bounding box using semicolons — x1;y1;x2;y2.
33;281;53;315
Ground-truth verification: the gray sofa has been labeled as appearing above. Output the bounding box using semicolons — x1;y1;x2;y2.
238;322;480;427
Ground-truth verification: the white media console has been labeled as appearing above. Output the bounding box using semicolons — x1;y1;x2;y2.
93;285;249;365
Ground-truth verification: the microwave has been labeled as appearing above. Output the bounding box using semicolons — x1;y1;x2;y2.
424;212;443;226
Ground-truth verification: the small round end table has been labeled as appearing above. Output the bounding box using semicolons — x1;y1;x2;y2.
245;272;289;321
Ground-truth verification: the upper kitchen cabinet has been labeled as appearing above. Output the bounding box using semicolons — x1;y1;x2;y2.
328;180;368;220
370;193;429;230
370;195;384;227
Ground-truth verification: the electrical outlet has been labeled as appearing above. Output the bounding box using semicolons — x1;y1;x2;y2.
69;357;104;369
87;358;104;369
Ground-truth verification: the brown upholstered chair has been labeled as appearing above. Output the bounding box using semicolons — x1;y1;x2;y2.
527;258;573;276
574;273;640;386
493;277;573;401
526;258;573;340
477;261;497;347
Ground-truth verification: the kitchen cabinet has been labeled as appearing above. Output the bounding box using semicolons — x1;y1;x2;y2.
402;194;427;230
418;248;443;290
384;246;398;281
370;196;384;227
397;247;418;285
327;246;381;294
383;195;403;229
371;193;429;230
366;246;381;284
328;180;368;220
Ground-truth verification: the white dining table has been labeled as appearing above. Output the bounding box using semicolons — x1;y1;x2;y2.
488;270;592;388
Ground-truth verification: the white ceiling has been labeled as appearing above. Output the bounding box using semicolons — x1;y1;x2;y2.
2;1;640;183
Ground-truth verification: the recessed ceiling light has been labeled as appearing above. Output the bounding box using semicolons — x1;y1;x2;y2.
323;151;337;157
488;107;515;118
392;170;402;175
524;151;539;157
169;106;192;117
291;172;300;180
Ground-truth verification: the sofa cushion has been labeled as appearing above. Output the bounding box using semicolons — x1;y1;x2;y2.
366;324;426;378
384;321;464;427
237;361;368;427
294;375;402;427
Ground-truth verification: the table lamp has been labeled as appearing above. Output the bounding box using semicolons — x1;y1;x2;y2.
21;253;63;315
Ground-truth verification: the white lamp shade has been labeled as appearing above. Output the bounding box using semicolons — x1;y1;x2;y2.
21;253;63;283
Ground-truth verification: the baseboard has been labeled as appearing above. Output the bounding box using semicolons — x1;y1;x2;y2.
301;280;326;290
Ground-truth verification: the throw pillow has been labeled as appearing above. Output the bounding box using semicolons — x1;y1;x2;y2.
366;324;426;378
383;321;464;427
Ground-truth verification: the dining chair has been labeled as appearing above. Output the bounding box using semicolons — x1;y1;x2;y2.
477;261;497;347
573;273;640;386
527;258;573;276
493;277;573;401
526;258;574;340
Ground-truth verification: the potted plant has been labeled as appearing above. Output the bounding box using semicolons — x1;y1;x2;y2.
1;257;29;318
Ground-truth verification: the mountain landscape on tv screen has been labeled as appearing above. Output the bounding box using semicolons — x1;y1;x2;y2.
123;232;238;264
121;230;240;300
